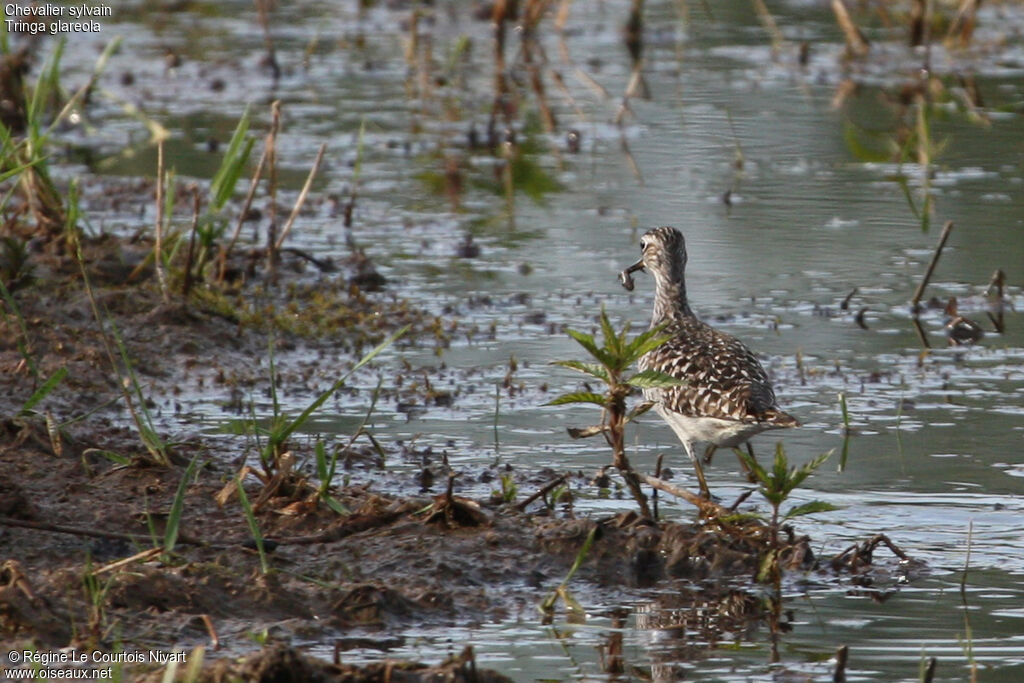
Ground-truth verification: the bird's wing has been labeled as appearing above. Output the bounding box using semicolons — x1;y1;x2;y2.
640;321;778;422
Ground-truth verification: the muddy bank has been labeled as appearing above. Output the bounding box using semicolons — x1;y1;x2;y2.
0;208;923;681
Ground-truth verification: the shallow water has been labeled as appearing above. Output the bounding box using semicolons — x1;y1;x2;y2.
30;0;1024;679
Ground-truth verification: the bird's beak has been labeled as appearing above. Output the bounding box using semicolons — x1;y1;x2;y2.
619;259;644;291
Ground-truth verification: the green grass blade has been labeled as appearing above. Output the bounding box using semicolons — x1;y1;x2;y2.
27;38;65;131
364;431;387;464
110;318;169;462
314;441;330;489
0;155;45;184
838;392;851;430
348;325;410;376
323;495;349;515
265;325;408;459
0;12;8;53
19;366;67;416
540;525;597;616
164;455;200;556
562;525;597;586
236;473;269;574
210;107;253;211
45;37;121;138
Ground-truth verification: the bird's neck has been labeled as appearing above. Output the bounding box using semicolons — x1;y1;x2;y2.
651;272;694;325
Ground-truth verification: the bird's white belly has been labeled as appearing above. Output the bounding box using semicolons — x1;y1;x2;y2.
654;404;767;448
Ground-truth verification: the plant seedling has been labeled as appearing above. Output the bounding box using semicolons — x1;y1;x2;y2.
548;307;683;518
739;443;837;583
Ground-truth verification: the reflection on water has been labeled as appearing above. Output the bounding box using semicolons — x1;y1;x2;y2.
29;0;1024;678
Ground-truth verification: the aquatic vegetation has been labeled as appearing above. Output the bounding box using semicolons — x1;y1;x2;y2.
738;444;837;583
549;307;684;518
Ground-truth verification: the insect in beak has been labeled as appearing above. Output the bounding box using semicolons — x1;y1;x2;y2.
619;259;644;291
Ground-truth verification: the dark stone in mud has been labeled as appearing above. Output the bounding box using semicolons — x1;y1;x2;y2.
243;537;279;553
416;467;435;491
335;635;406;652
455;234;480;259
349;270;387;291
206;644;334;683
0;475;35;519
332;584;428;626
88;537;133;561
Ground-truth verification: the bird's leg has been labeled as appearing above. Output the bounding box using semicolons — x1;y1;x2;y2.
702;444;718;464
683;441;711;499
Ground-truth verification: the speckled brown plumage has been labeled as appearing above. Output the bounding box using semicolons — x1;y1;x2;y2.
639;319;788;424
620;226;797;494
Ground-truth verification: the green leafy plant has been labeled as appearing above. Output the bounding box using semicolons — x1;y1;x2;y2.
739;443;837;583
210;108;255;212
494;472;517;504
545;482;569;511
548;307;682;518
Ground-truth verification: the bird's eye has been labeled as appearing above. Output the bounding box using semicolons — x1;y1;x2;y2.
640;240;647;251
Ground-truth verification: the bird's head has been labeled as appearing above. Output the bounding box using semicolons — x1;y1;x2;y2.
619;226;688;291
